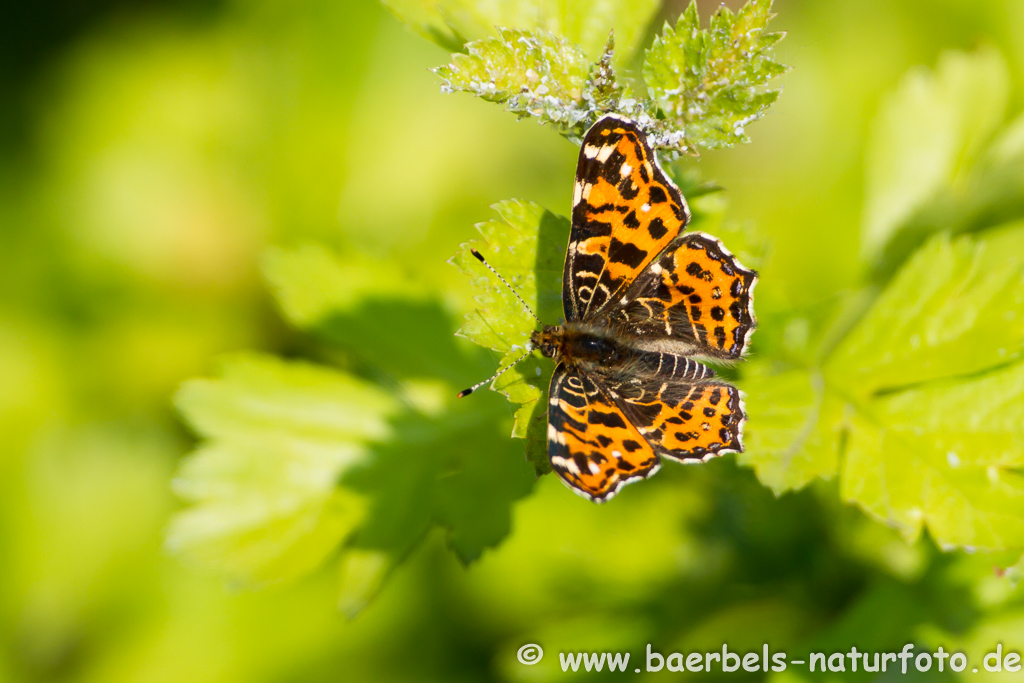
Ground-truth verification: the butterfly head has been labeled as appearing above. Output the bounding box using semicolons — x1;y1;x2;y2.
530;325;564;361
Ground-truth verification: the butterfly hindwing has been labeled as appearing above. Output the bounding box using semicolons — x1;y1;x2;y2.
547;362;660;501
616;232;757;360
612;378;745;462
564;115;690;322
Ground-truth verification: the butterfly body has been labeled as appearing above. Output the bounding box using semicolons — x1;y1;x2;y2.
537;114;758;502
532;323;717;384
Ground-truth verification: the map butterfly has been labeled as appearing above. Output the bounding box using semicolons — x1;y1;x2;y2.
462;114;757;502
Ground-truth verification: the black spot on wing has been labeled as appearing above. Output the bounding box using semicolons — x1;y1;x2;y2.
647;217;668;240
610;239;647;268
649;185;668;204
587;409;628;429
714;326;727;348
617;177;640;200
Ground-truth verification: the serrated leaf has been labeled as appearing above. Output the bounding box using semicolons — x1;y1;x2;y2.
451;200;568;473
451;199;569;354
826;226;1024;397
493;345;553;474
842;362;1024;549
741;227;1024;549
260;243;537;573
642;0;787;155
435;28;593;130
168;353;397;585
343;409;535;566
863;47;1010;262
383;0;659;61
176;352;399;445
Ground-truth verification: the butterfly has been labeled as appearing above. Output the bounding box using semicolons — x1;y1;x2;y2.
461;114;757;502
532;114;758;501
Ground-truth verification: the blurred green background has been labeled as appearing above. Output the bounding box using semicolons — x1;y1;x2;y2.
3;0;1024;681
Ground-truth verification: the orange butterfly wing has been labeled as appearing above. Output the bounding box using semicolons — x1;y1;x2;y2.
611;379;745;462
547;362;660;501
564;115;690;322
616;232;758;360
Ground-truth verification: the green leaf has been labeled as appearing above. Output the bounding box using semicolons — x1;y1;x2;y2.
842;362;1024;549
262;244;425;328
862;47;1010;262
434;28;594;131
262;243;538;571
168;353;398;585
826;226;1024;397
451;200;568;472
739;367;842;493
451;199;568;352
175;352;399;444
642;0;787;155
383;0;659;61
343;409;535;565
337;548;392;618
742;227;1024;550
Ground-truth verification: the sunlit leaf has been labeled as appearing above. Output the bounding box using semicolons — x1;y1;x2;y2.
264;244;484;386
262;243;537;575
169;353;397;584
826;227;1024;396
842;363;1024;549
642;0;787;155
451;200;568;472
434;28;594;131
742;227;1024;552
874;110;1024;279
739;367;842;493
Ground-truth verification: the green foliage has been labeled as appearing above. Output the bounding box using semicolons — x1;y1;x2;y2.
828;227;1024;395
168;353;388;585
435;30;594;145
170;243;536;601
449;200;568;473
12;0;1024;679
434;0;788;154
155;0;1024;622
742;222;1024;548
643;0;787;154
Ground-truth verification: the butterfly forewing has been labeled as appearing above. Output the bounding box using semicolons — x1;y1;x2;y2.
547;362;660;501
564;115;690;322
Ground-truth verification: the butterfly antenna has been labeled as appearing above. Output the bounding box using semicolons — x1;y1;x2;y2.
469;248;541;324
457;342;536;398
